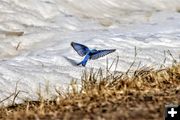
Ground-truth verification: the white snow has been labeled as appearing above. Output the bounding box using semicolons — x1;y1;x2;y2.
0;0;180;106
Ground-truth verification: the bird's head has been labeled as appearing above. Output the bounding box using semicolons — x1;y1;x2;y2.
91;49;97;53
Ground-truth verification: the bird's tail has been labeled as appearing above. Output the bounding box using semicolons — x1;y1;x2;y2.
77;54;90;67
82;60;87;66
77;62;82;66
77;59;88;67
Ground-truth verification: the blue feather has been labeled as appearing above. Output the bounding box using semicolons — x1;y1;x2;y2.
71;42;90;57
90;49;116;60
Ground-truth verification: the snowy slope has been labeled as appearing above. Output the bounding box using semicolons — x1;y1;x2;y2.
0;0;180;105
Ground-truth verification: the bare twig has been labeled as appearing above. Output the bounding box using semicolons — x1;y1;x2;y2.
160;50;167;68
55;87;63;96
109;57;116;70
12;80;21;106
126;46;137;75
0;93;15;104
134;61;142;76
12;90;21;106
167;50;177;63
114;55;119;72
16;42;21;51
0;80;24;105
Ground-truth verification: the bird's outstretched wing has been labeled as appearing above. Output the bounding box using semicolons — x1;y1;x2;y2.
90;49;116;60
71;42;90;57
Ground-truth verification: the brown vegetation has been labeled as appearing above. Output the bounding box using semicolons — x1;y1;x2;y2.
4;31;24;37
0;63;179;120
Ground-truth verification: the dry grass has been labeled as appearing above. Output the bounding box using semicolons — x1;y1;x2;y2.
4;31;24;37
0;63;180;120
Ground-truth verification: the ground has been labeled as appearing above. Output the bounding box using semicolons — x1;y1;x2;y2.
0;64;180;120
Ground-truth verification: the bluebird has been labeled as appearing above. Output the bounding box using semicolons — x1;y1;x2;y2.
71;42;116;66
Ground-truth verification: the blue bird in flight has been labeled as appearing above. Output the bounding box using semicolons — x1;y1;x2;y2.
71;42;116;66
